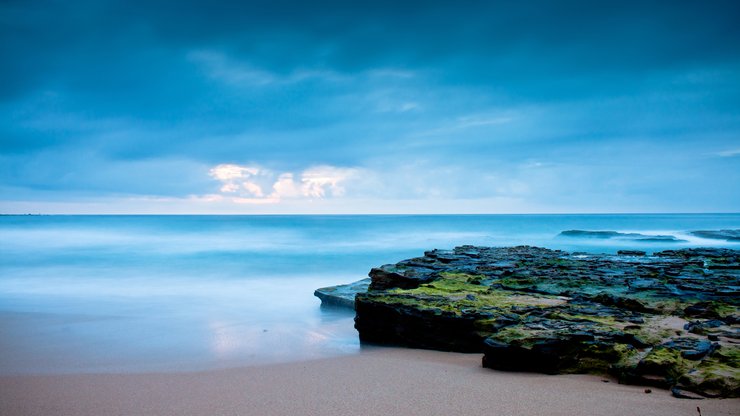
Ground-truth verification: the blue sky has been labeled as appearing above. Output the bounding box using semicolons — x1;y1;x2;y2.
1;0;739;214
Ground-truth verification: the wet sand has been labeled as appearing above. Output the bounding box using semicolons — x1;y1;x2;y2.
1;347;737;416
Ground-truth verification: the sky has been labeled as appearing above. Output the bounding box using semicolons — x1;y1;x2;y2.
1;0;739;214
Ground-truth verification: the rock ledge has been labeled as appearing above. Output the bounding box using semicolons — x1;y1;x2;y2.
351;246;739;398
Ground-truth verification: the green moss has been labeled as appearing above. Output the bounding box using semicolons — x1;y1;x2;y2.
712;345;740;367
707;301;737;318
492;326;531;343
643;347;682;366
572;343;634;374
361;293;457;315
498;276;536;287
678;353;740;398
613;343;641;368
624;319;673;346
438;271;487;284
413;279;489;295
487;325;560;348
545;311;622;328
640;347;693;379
382;273;566;317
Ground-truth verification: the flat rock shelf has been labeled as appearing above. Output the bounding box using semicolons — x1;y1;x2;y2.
317;246;740;399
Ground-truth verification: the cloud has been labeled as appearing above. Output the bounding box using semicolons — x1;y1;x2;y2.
209;164;268;196
456;115;514;128
1;1;739;213
716;148;740;157
272;173;301;198
154;159;540;210
189;50;278;87
188;49;349;88
209;164;260;181
208;163;360;203
300;165;356;198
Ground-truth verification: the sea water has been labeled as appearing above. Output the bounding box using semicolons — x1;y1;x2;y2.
1;214;739;374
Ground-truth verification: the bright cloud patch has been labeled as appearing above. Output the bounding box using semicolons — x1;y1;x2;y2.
208;164;270;197
208;163;359;203
301;166;355;198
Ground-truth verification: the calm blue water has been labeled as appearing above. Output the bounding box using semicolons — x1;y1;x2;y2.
1;214;739;374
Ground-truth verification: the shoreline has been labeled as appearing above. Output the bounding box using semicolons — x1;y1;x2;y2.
1;347;737;416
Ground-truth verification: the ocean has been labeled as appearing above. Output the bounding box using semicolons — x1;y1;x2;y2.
1;214;738;374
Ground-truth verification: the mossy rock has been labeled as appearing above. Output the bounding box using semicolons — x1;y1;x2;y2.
345;245;740;398
637;347;692;380
677;360;740;398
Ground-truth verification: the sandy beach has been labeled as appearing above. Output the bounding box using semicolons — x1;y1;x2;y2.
1;347;737;416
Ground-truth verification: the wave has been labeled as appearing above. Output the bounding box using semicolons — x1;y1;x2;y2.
558;229;685;242
689;229;740;242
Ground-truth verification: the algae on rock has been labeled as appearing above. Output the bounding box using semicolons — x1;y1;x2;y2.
351;246;740;398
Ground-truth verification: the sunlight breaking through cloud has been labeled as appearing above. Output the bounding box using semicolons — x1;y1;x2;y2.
208;163;359;204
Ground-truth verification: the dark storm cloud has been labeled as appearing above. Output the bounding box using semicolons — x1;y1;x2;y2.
1;0;739;211
5;0;739;102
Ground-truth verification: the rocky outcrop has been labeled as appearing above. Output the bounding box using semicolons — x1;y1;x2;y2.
315;278;370;309
352;246;740;398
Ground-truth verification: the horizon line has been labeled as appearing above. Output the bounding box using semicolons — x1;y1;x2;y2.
2;212;739;217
